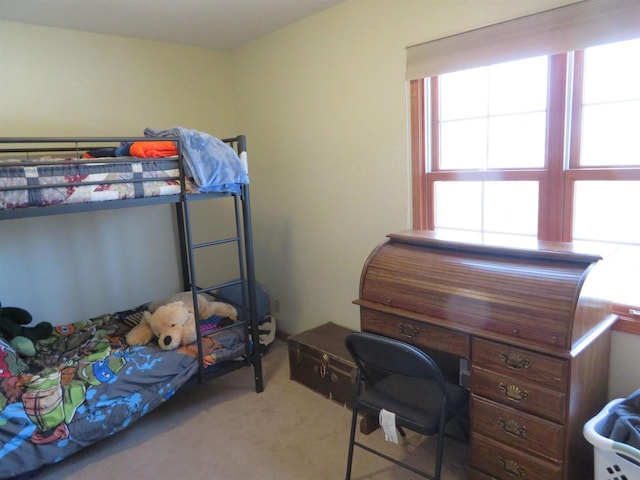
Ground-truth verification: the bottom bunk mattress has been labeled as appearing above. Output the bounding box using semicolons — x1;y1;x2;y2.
0;304;245;479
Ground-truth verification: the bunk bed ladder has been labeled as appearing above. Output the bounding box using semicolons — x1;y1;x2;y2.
175;136;264;393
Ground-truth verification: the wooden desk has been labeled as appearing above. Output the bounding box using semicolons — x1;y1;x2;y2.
355;230;616;480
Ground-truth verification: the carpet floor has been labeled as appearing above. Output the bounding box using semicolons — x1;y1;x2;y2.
32;338;468;479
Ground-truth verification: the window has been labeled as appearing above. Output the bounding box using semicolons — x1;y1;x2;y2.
429;55;549;241
411;37;640;327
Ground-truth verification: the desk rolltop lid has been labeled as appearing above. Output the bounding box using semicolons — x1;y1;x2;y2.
356;230;615;354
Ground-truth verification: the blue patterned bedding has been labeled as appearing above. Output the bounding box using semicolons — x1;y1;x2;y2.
0;305;245;479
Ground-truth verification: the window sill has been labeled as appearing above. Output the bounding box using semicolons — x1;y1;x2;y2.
612;305;640;335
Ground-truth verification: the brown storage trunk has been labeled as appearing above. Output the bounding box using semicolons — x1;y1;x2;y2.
288;322;357;408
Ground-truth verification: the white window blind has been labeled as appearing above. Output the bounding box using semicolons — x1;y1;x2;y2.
406;0;640;80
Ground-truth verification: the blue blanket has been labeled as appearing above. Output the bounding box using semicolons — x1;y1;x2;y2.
604;389;640;450
144;127;249;194
0;305;246;479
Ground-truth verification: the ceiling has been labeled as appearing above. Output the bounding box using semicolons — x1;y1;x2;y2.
0;0;344;51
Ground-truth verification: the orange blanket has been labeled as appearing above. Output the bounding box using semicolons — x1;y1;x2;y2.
130;141;178;158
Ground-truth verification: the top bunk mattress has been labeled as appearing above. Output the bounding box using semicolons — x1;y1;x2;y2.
0;130;249;215
0;155;193;210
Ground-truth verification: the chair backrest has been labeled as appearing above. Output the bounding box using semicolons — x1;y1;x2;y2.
345;332;447;394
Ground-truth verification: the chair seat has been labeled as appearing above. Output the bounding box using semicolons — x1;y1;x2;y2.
357;375;468;435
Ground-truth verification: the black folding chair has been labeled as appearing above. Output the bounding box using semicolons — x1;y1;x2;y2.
345;332;468;480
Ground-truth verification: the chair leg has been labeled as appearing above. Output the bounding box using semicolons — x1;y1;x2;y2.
345;407;359;480
434;410;447;480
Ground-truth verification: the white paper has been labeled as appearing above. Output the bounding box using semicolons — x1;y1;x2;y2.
379;408;398;444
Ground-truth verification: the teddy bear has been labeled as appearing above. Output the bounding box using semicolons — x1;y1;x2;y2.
0;302;53;356
125;292;237;351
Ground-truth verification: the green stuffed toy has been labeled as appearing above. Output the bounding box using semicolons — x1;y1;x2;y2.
0;302;53;356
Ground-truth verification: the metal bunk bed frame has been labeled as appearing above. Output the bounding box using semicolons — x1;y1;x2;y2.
0;134;264;393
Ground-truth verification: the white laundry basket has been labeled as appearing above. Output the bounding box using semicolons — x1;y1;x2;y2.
584;398;640;480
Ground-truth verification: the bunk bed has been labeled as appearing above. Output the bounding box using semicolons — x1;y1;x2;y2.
0;132;264;479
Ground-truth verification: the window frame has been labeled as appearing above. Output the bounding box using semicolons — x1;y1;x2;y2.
410;48;640;333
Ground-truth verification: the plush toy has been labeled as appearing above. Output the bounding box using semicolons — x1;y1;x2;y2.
146;291;238;319
126;292;237;351
0;302;53;357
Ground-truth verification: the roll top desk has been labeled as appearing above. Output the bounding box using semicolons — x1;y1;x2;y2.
355;230;617;480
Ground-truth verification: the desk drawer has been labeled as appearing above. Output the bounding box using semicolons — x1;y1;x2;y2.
467;468;499;480
360;308;470;359
472;396;564;462
471;367;565;423
473;338;567;392
471;433;563;480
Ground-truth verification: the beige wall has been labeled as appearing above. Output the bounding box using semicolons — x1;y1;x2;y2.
0;21;238;323
0;22;237;137
233;0;579;335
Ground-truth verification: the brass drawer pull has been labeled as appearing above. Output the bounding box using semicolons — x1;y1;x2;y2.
397;322;419;339
498;457;527;477
499;383;529;403
498;418;527;439
498;352;531;370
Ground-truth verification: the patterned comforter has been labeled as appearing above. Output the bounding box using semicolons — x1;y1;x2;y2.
0;157;197;211
0;305;245;479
